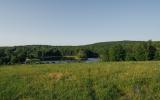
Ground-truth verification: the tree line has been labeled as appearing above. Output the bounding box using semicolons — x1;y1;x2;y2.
100;41;159;61
0;40;160;65
0;45;98;64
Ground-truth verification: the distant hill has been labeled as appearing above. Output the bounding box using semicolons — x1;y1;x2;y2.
1;40;160;48
1;40;160;65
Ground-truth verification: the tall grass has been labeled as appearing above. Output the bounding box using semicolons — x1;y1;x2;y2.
0;62;160;100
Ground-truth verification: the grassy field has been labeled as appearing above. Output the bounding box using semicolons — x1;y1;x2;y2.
0;62;160;100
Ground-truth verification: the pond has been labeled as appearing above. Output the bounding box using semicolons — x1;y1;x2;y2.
85;58;100;63
41;58;99;64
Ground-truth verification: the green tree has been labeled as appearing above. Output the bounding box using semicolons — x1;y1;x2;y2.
10;56;18;64
0;49;10;64
155;51;160;60
100;49;110;61
125;53;136;61
135;43;148;61
109;45;126;61
147;40;157;60
77;50;87;59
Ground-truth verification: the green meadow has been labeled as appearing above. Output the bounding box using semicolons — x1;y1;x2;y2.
0;62;160;100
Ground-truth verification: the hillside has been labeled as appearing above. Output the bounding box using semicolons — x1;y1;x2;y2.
0;40;160;64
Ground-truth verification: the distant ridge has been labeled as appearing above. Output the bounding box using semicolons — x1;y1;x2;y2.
0;40;160;48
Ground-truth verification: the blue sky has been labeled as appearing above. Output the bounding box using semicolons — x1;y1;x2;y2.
0;0;160;46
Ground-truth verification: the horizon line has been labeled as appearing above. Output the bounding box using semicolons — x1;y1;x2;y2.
0;40;158;47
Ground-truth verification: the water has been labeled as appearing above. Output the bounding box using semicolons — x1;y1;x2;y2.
41;58;99;64
85;58;99;63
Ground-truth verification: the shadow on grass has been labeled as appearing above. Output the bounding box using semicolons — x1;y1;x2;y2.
104;84;125;100
85;79;97;100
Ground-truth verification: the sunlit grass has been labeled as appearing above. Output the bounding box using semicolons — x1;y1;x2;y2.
0;62;160;100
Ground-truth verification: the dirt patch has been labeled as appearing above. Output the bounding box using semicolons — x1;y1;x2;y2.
48;72;75;81
48;72;64;80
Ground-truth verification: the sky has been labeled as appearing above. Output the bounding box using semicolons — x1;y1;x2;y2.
0;0;160;46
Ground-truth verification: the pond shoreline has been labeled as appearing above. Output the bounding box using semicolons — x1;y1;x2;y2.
33;58;99;64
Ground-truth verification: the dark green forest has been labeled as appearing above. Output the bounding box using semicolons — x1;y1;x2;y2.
0;40;160;65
